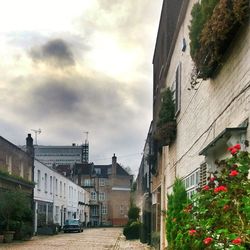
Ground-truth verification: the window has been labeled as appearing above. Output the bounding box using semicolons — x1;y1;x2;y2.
102;204;107;215
172;63;181;115
99;178;106;186
99;192;105;201
91;191;96;200
60;181;62;197
120;205;125;215
44;173;48;193
50;176;53;194
95;168;101;175
183;169;200;198
91;206;98;216
64;183;66;198
20;162;24;178
55;178;58;196
84;179;92;187
37;170;41;190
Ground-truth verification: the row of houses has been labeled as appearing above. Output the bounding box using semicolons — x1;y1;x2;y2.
0;134;90;235
136;0;250;249
0;133;132;237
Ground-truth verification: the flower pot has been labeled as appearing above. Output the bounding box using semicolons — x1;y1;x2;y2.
3;231;15;243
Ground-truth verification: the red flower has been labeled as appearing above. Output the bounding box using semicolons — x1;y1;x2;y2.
223;204;230;211
203;237;213;245
229;170;239;177
203;185;210;191
231;148;238;155
210;177;216;182
227;144;241;155
189;229;196;236
214;185;227;193
232;237;242;245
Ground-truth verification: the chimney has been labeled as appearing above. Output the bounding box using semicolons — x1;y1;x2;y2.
26;134;34;157
112;154;117;176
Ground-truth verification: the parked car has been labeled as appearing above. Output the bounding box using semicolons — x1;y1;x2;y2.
63;219;83;233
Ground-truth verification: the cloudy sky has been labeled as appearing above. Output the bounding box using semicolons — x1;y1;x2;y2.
0;0;162;175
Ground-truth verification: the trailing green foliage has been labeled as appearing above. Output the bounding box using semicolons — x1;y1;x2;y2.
0;169;35;186
166;145;250;249
157;88;175;127
128;206;140;221
166;178;189;250
189;0;250;79
154;88;176;147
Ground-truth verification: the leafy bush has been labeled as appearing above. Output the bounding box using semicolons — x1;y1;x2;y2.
166;179;189;250
166;144;250;249
128;206;140;221
0;190;32;231
123;221;141;240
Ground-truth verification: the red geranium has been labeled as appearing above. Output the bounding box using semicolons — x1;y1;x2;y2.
229;170;239;177
203;237;213;245
232;237;242;245
214;185;227;193
203;185;210;191
223;204;230;211
234;144;241;150
189;229;196;236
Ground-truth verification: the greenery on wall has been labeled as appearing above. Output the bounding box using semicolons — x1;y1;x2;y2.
0;169;35;186
154;88;176;147
189;0;250;79
166;144;250;249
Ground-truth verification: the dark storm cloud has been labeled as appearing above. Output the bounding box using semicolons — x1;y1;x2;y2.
29;39;75;67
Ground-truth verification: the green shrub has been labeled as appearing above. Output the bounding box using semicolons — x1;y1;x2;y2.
166;179;189;250
128;206;140;221
123;221;141;240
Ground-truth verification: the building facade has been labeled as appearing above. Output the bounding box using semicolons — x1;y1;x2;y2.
34;159;90;234
72;154;133;227
150;0;250;249
34;143;89;168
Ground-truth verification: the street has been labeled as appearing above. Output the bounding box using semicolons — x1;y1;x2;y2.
0;228;151;250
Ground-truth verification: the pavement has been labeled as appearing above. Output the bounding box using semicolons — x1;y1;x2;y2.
0;228;151;250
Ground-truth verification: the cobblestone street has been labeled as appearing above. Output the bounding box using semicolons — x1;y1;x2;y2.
0;228;151;250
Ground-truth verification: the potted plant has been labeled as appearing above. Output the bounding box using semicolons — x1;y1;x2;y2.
0;189;32;243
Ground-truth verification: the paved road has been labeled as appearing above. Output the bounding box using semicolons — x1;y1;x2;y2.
0;228;151;250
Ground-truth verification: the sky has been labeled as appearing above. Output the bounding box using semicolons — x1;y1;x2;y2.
0;0;162;176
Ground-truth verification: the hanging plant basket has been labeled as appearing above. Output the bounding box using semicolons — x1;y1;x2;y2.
154;121;177;147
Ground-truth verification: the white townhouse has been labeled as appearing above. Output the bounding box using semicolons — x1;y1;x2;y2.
34;159;89;234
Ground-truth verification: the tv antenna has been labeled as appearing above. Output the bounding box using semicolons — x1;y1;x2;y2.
31;128;42;145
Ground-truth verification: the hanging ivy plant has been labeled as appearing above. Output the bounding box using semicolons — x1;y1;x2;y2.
154;88;176;147
189;0;249;79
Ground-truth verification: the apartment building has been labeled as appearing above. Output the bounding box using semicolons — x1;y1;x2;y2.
34;143;89;167
72;154;133;227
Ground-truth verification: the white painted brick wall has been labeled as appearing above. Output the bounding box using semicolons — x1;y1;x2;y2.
162;0;250;190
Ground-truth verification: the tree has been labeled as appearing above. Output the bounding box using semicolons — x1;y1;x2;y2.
0;189;32;231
